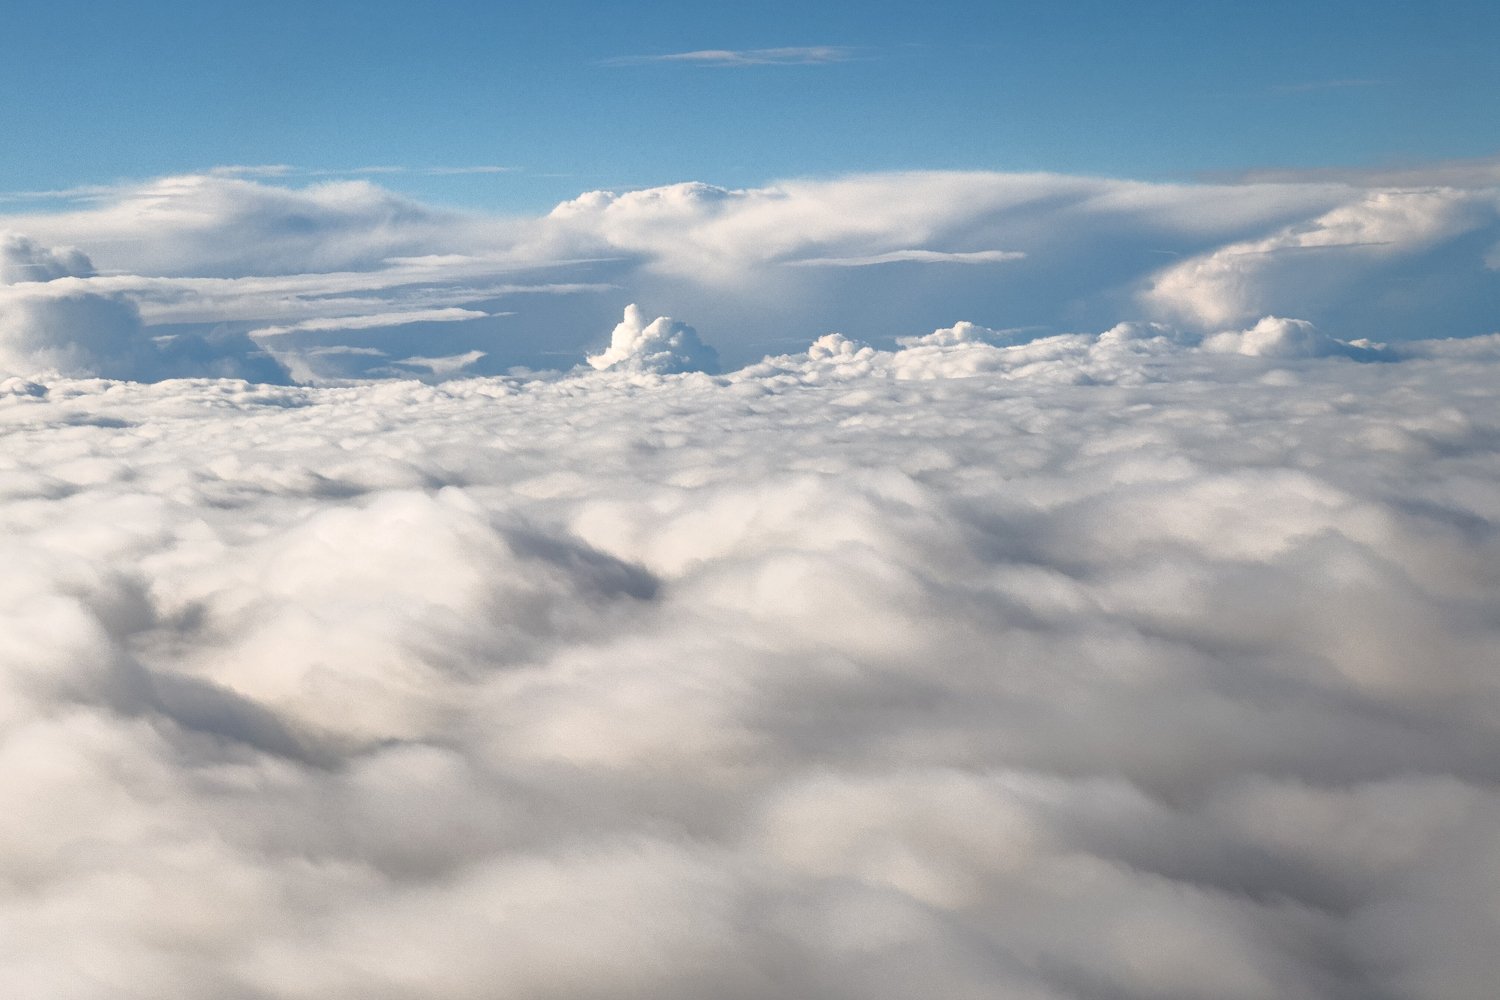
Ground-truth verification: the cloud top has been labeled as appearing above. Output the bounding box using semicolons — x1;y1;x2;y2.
586;303;719;374
5;329;1500;997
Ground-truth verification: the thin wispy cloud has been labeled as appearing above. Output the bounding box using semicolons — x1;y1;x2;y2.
222;164;519;178
0;165;520;205
606;45;857;67
787;249;1025;267
248;307;495;339
0;184;123;204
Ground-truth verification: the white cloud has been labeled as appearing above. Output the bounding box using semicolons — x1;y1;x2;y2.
4;331;1500;996
606;46;856;67
0;173;488;276
0;281;154;379
0;230;93;282
586;303;719;374
1200;315;1387;359
896;320;1034;348
1144;188;1498;328
786;248;1025;267
3;167;1500;996
249;307;493;339
0;237;289;382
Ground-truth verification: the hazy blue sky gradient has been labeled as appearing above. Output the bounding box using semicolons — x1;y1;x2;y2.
4;1;1498;209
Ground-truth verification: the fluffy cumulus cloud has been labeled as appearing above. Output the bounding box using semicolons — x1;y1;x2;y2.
1200;316;1388;360
5;323;1500;998
586;303;719;374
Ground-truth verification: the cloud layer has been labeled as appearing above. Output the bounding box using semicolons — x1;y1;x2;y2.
4;326;1500;997
1;167;1495;381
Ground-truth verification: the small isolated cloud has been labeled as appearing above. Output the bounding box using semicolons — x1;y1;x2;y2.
606;45;855;67
786;249;1026;267
586;303;718;374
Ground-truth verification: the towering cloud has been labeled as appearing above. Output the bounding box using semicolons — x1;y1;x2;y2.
586;304;719;374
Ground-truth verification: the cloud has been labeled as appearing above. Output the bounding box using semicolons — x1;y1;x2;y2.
5;329;1500;996
1200;315;1388;359
249;307;493;339
534;171;1487;355
0;235;290;382
0;230;94;282
1;167;1497;380
0;281;155;380
895;320;1035;348
0;173;486;277
1143;188;1498;328
606;46;856;67
586;303;719;374
421;165;517;176
785;249;1026;267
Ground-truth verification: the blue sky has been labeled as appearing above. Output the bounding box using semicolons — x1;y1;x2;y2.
4;0;1498;210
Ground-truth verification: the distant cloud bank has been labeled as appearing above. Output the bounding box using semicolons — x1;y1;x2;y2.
0;164;1496;381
